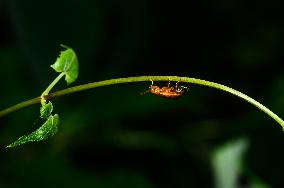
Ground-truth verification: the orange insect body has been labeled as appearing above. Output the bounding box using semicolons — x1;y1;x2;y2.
148;80;189;99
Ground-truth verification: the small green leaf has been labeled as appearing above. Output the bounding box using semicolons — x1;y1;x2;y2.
212;138;248;188
40;101;53;119
6;114;59;148
51;44;78;84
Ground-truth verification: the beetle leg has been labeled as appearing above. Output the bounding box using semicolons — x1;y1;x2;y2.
150;79;154;87
167;78;171;87
175;81;180;89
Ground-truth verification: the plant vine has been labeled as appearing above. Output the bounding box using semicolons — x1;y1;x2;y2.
1;46;283;148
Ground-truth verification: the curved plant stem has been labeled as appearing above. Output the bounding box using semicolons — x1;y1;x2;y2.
1;76;283;130
0;97;41;118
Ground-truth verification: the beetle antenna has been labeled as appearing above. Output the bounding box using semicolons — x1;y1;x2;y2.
140;90;149;95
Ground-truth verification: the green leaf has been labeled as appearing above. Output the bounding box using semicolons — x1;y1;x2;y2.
40;101;53;119
212;138;248;188
6;114;59;148
51;44;78;84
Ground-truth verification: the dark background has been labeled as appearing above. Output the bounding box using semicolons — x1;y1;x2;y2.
1;0;284;187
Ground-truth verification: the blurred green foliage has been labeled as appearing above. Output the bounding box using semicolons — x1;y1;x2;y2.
1;0;284;187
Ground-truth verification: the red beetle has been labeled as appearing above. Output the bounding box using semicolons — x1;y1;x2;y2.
143;80;189;99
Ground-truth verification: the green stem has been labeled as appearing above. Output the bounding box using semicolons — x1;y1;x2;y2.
1;76;283;130
40;72;65;105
